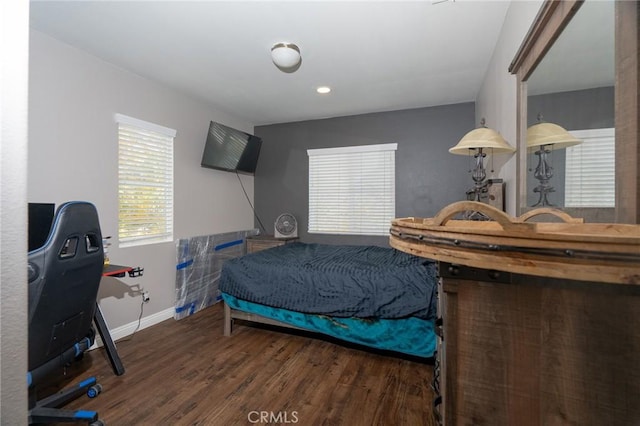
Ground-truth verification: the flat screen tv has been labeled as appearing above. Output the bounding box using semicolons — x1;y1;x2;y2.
201;121;262;175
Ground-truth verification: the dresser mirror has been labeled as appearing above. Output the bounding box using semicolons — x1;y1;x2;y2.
510;0;639;223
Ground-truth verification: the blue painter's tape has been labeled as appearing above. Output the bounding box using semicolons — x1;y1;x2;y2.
176;259;194;270
214;239;243;251
27;372;32;387
74;342;81;357
73;410;97;419
175;302;196;314
78;377;96;388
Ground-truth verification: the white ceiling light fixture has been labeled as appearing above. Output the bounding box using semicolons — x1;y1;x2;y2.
271;42;302;73
316;86;331;94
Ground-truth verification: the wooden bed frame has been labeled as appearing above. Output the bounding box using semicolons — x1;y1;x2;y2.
223;301;304;337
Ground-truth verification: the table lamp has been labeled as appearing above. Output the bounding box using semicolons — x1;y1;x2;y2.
449;119;515;205
527;116;581;207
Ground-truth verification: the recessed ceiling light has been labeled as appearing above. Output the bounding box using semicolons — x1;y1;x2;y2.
316;86;331;94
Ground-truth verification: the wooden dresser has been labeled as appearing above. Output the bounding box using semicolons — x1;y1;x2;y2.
246;235;298;254
390;201;640;425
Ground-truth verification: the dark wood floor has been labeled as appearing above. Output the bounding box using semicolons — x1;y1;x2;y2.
45;303;436;425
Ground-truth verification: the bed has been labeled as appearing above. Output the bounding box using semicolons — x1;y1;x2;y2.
219;242;438;358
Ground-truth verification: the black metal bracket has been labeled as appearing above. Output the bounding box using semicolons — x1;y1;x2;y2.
128;267;144;277
439;262;512;284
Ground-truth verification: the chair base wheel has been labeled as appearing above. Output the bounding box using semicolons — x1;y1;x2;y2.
87;384;102;398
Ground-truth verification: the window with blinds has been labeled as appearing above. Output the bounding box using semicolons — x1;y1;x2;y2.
564;127;615;208
115;114;175;247
308;143;397;236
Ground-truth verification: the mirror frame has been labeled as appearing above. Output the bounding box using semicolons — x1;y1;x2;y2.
509;0;639;224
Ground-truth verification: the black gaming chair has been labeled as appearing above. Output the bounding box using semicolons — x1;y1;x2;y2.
27;201;106;425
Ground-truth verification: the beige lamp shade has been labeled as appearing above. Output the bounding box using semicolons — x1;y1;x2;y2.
527;122;581;151
449;127;515;155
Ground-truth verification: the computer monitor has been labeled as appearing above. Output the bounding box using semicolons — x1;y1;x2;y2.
28;203;55;252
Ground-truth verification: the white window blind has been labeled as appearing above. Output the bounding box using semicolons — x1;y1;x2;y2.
116;113;175;247
564;127;615;208
308;143;397;236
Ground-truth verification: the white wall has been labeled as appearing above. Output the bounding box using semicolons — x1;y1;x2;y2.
1;0;29;422
29;30;257;331
476;0;543;215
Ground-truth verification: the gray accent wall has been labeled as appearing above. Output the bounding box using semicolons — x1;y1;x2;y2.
527;86;614;206
254;103;475;247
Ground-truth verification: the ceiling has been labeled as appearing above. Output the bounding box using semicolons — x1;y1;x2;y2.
29;1;513;126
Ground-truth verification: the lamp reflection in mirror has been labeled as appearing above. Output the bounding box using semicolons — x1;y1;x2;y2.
527;115;581;207
449;119;515;209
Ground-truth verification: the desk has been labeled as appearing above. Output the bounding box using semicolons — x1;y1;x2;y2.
103;264;134;278
98;264;143;376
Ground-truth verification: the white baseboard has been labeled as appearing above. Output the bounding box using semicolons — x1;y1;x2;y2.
91;307;174;350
